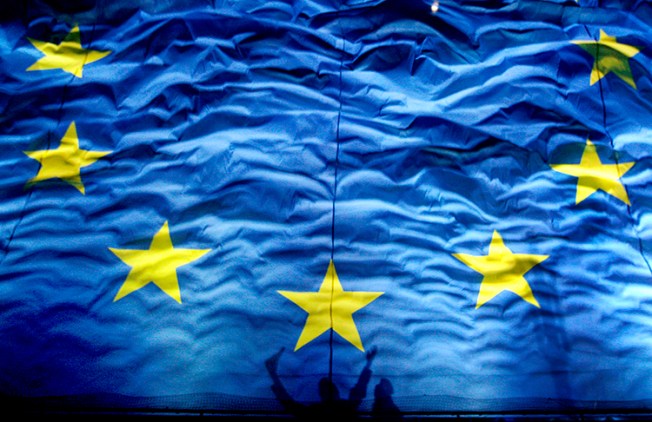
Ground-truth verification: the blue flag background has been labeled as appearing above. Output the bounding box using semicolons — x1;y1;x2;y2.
1;0;652;417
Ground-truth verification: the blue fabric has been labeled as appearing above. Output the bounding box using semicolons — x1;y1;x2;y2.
1;0;652;416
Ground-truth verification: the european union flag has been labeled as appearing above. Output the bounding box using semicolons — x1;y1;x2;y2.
1;0;652;418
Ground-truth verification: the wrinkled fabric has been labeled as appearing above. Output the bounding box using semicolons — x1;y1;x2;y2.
1;0;652;416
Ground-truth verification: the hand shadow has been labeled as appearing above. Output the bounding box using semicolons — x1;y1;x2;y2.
265;346;379;421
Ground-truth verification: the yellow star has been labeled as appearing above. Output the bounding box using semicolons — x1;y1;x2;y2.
453;231;548;309
27;25;111;77
24;122;111;194
109;221;210;303
572;29;642;89
278;260;383;352
551;139;634;205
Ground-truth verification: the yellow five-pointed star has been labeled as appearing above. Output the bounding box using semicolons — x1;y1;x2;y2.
27;25;111;77
551;139;634;205
109;221;210;303
24;122;111;194
453;231;548;309
572;29;642;89
278;260;383;352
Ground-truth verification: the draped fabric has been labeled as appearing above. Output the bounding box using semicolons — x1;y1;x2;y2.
1;0;652;417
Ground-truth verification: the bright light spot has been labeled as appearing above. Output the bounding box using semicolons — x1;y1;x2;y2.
431;0;439;13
